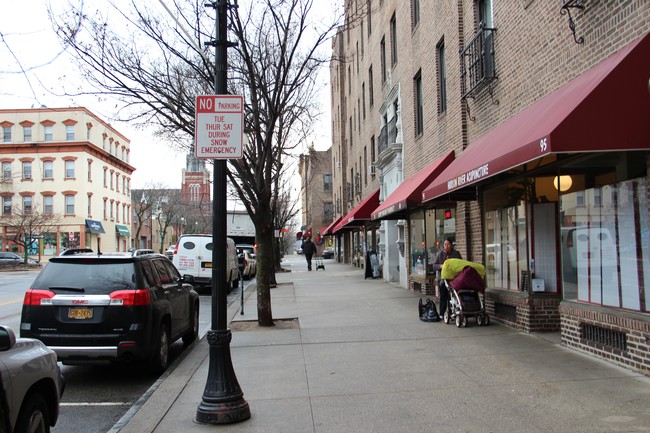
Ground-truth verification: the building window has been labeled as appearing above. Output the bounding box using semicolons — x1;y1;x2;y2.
367;0;372;35
2;196;11;216
23;126;32;142
43;161;54;179
411;0;420;29
2;126;11;143
43;196;53;215
23;196;32;214
110;171;114;190
110;201;114;220
22;161;32;180
103;168;108;187
2;162;11;181
390;12;397;66
437;39;447;113
116;174;120;193
87;195;92;217
87;160;92;181
65;160;75;178
368;66;374;107
66;125;75;141
324;174;332;191
103;199;107;220
323;202;334;222
44;125;53;142
380;37;387;82
65;195;75;215
414;70;423;136
370;135;376;163
362;83;366;119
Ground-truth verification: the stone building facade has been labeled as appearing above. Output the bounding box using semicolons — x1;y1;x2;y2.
300;147;334;254
330;0;650;375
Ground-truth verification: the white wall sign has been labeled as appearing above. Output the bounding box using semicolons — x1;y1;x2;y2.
195;95;243;159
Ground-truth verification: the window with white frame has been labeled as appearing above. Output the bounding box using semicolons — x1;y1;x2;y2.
43;196;53;215
43;161;53;179
22;161;32;179
66;125;75;141
23;196;33;214
44;125;53;142
2;196;12;215
1;162;11;180
23;126;32;142
65;160;75;178
3;126;12;143
65;195;75;215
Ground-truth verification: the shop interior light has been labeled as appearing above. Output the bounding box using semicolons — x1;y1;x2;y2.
553;175;573;192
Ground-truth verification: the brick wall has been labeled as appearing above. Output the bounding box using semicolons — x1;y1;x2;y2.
486;290;561;333
560;302;650;376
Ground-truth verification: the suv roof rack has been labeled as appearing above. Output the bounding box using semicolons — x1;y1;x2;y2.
130;249;155;257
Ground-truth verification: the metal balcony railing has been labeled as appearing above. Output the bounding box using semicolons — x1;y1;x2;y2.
460;25;497;100
378;116;398;156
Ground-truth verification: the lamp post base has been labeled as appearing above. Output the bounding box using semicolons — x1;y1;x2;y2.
195;329;250;424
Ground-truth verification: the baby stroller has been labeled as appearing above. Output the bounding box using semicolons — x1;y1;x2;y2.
441;259;490;327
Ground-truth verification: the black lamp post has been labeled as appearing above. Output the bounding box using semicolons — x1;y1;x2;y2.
196;0;250;424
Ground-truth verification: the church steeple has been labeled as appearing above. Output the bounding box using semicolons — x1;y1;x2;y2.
181;153;211;205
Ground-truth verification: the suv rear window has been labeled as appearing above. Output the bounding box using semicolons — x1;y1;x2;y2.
32;262;136;294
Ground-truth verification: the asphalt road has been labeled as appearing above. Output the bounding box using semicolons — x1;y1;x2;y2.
0;268;251;433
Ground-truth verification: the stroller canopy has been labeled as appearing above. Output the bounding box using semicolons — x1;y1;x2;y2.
442;259;486;293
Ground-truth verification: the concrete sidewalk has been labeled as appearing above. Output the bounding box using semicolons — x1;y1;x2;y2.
115;258;650;433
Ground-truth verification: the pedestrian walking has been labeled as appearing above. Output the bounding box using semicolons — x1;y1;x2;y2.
301;236;317;271
431;239;461;321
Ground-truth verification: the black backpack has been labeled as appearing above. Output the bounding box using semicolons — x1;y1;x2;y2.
419;298;440;322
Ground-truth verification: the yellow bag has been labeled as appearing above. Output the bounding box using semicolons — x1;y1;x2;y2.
441;258;486;280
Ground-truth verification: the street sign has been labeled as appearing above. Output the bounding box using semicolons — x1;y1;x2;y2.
32;234;44;239
195;95;244;159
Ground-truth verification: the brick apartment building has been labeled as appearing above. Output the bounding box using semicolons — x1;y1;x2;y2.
328;0;650;375
300;147;334;254
0;107;133;256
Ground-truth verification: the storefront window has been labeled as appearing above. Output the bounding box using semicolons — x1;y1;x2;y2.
42;233;56;256
410;208;457;276
61;231;80;251
484;182;528;291
410;211;425;275
560;176;650;312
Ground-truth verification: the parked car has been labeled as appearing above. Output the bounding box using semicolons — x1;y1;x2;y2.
164;245;176;260
20;251;199;373
0;324;64;433
0;252;39;266
172;235;239;292
236;244;257;280
322;248;335;259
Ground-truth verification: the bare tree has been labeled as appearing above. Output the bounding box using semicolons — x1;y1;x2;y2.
1;205;61;264
52;0;340;326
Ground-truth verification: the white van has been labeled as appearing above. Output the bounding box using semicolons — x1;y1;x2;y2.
172;234;239;291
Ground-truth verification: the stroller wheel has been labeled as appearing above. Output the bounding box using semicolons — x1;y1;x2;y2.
484;314;490;326
443;310;450;324
456;314;467;328
477;314;485;326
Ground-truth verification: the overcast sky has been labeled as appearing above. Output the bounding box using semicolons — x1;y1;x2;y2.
1;0;335;190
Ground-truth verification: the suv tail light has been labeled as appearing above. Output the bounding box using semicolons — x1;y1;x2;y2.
243;258;248;267
110;290;152;306
23;289;55;306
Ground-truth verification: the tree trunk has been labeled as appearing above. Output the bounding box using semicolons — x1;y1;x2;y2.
256;224;275;327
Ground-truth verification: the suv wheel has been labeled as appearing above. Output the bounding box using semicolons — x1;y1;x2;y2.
14;392;49;433
182;304;199;345
150;324;169;374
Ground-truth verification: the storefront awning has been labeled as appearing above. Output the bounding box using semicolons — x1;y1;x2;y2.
321;216;342;236
115;224;130;237
371;151;454;221
422;31;650;202
85;219;105;234
332;189;380;234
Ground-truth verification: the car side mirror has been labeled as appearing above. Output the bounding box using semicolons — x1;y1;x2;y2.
0;325;16;351
182;274;195;284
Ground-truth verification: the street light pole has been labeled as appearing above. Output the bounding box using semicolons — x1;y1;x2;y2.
196;0;250;424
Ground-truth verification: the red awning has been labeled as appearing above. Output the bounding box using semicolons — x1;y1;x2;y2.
371;151;454;220
422;31;650;202
332;189;380;233
321;216;342;236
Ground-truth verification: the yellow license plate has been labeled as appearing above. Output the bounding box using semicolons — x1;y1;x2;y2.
201;262;212;268
68;307;93;319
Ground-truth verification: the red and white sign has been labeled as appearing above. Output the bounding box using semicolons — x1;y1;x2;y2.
195;95;243;159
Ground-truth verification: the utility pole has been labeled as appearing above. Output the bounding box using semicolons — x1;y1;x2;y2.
196;0;250;424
